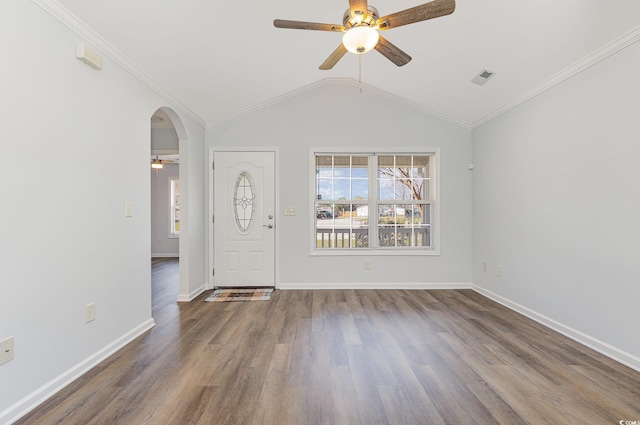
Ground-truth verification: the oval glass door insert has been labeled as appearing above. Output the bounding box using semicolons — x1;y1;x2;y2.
233;171;256;234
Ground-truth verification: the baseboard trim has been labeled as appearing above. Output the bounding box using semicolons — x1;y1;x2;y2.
277;282;472;290
472;285;640;373
177;284;206;302
0;318;155;425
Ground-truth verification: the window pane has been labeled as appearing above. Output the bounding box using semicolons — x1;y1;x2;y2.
334;178;351;199
316;155;333;177
316;179;332;200
315;155;370;249
411;178;428;201
315;203;368;248
413;155;430;178
378;203;430;247
352;178;368;200
352;155;368;200
378;155;431;201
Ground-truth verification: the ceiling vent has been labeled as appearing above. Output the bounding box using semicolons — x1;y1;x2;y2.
471;69;495;86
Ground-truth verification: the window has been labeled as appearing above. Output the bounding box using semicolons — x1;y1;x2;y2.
170;178;180;236
312;151;438;254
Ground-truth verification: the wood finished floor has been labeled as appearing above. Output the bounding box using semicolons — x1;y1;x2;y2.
16;258;640;424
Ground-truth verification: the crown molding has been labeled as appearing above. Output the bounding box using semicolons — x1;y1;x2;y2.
206;78;472;129
32;0;640;133
471;25;640;129
32;0;206;128
205;22;640;131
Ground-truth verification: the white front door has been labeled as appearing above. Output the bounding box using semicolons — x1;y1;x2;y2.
214;151;276;287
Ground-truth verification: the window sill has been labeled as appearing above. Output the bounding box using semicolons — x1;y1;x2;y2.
310;248;440;257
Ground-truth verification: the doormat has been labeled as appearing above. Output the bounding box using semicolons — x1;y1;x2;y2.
204;287;274;302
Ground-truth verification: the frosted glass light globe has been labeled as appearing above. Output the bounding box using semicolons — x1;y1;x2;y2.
342;26;379;54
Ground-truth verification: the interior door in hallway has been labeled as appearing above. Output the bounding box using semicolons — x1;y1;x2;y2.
214;151;275;287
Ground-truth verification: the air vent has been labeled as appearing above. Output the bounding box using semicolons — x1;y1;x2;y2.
471;69;496;86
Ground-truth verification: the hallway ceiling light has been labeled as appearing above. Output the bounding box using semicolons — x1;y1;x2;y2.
151;155;164;169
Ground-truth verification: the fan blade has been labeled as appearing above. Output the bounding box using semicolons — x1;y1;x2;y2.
274;19;345;32
377;0;455;30
374;36;412;67
349;0;369;17
319;44;348;70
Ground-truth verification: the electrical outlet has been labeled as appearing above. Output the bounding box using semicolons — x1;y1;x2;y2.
86;303;96;323
496;265;502;278
364;261;371;270
0;337;14;365
482;262;487;272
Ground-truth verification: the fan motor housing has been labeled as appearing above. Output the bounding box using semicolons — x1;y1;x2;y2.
343;6;379;28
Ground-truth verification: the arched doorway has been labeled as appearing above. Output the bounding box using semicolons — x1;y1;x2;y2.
150;107;188;310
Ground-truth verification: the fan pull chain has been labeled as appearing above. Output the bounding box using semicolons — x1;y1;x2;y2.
359;54;362;93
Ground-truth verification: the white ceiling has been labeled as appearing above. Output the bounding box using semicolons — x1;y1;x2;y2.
51;0;640;128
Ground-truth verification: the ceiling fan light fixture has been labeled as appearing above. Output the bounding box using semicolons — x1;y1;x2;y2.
151;155;164;169
342;26;379;54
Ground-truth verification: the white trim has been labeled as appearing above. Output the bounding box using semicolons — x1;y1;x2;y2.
0;319;155;425
472;25;640;128
205;27;640;130
208;148;215;290
309;249;440;257
278;282;472;290
29;1;640;132
472;285;640;373
32;0;204;127
177;284;206;303
151;253;179;258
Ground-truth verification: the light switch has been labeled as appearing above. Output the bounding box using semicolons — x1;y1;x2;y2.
125;201;133;217
284;208;296;216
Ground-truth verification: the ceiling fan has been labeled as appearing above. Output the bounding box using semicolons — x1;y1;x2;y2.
274;0;455;70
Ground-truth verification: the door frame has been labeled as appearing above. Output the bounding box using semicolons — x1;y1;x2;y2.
208;147;279;289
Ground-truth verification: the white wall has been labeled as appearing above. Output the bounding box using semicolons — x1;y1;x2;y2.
207;81;473;288
151;163;180;256
472;40;640;367
0;1;205;422
151;127;179;152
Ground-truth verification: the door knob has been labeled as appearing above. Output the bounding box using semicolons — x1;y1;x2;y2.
263;224;273;229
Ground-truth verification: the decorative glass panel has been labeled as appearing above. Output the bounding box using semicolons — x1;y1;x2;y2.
233;172;256;234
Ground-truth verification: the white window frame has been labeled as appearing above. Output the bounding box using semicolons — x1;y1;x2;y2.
169;177;180;238
309;147;440;256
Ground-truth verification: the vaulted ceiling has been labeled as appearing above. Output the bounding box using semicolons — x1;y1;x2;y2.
48;0;640;128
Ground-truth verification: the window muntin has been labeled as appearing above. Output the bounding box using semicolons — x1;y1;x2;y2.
315;155;369;248
313;152;435;253
376;155;431;248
